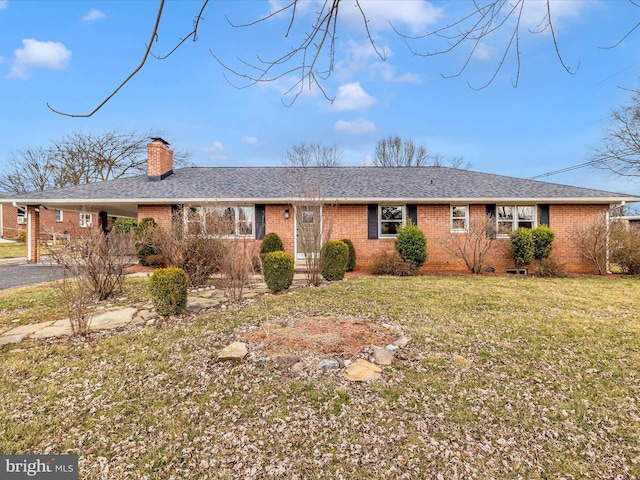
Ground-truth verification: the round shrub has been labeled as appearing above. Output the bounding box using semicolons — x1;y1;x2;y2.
510;228;534;269
263;251;294;292
395;221;427;271
260;232;285;257
320;240;349;281
532;225;555;261
149;267;188;317
135;217;160;266
340;238;357;272
113;217;138;234
370;251;413;276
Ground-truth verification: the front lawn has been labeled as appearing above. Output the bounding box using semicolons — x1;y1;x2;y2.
1;275;639;479
0;241;25;259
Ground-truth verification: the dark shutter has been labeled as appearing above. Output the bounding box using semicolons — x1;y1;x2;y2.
255;204;266;240
539;204;550;227
486;204;496;239
368;204;378;239
407;204;418;226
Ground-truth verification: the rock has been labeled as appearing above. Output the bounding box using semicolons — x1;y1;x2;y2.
217;341;248;360
386;344;400;352
393;335;411;348
273;356;301;370
317;358;341;370
344;359;382;382
291;362;305;373
372;346;394;366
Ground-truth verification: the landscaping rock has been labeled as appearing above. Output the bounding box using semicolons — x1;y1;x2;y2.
218;341;248;360
392;335;411;348
317;358;342;370
345;359;382;382
273;356;301;370
372;346;394;366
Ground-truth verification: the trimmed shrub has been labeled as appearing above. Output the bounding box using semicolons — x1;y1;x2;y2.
149;267;188;317
510;228;534;269
320;240;349;281
135;217;161;266
263;251;295;292
113;217;138;234
395;221;427;271
532;225;555;261
260;232;285;257
340;238;357;272
370;251;413;276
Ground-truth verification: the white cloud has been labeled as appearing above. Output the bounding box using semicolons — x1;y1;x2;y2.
0;1;8;11
242;136;259;145
471;42;497;62
332;82;376;111
520;0;590;29
82;8;106;22
342;0;442;34
7;39;71;79
369;62;422;84
334;118;376;135
203;140;224;152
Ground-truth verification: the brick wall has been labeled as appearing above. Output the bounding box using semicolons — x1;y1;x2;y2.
1;204;100;239
134;202;610;275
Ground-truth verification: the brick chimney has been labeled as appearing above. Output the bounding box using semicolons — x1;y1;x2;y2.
147;137;174;181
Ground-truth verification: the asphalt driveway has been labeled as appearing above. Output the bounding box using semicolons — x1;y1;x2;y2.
0;262;64;291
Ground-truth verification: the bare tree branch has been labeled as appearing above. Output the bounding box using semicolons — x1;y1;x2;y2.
47;0;166;117
152;0;210;60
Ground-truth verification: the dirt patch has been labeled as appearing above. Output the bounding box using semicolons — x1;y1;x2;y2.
240;316;401;359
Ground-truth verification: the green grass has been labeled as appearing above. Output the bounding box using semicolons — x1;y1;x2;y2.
1;275;639;479
0;241;26;259
0;277;150;330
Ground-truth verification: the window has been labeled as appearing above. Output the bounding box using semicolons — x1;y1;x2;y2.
496;205;535;236
380;205;404;237
186;206;254;237
79;213;92;228
17;207;26;224
450;205;468;232
55;210;63;222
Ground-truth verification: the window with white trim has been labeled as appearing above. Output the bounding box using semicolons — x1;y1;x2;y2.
55;210;63;222
17;207;26;224
379;205;405;237
186;206;254;237
450;205;468;232
79;213;92;228
497;205;535;236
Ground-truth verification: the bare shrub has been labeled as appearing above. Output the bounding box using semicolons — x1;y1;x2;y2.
438;215;497;274
570;214;609;275
219;235;258;302
534;257;567;277
55;268;94;336
610;223;640;274
370;251;413;276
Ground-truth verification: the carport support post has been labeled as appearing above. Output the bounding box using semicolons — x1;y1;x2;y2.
26;205;40;264
99;211;109;234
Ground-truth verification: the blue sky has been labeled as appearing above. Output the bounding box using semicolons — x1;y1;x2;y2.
1;0;640;196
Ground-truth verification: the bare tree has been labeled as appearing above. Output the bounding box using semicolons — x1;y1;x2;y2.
570;214;610;275
438;214;497;274
0;129;192;193
371;136;467;168
592;89;640;178
283;142;341;168
46;1;640;116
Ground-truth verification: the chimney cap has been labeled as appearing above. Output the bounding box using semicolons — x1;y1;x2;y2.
150;137;170;146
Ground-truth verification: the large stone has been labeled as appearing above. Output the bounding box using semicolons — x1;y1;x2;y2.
372;346;394;366
344;359;382;382
273;356;301;370
392;335;411;348
317;358;342;370
217;341;248;360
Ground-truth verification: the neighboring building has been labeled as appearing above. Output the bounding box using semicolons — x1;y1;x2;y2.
1;138;639;272
0;202;102;240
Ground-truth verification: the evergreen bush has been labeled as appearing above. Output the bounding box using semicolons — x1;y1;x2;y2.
340;238;357;271
510;228;534;269
320;240;349;281
113;217;138;234
395;221;427;272
134;217;161;266
532;225;555;261
149;267;188;317
262;251;295;292
260;232;285;257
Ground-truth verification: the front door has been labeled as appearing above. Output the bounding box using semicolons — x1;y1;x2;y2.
295;205;322;261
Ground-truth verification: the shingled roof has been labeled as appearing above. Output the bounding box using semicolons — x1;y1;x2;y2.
2;166;639;217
